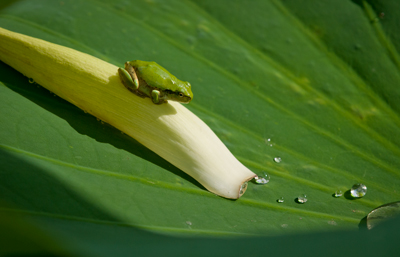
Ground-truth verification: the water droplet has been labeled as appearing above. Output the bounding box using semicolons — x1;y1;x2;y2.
239;182;248;197
334;190;343;197
255;177;268;184
328;220;337;226
350;183;367;198
297;194;307;203
83;110;88;114
28;78;35;83
367;201;400;229
186;221;192;226
277;197;284;203
281;224;288;228
254;172;270;185
264;138;274;146
273;157;281;163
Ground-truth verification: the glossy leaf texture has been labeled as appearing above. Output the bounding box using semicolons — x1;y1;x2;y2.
1;0;400;254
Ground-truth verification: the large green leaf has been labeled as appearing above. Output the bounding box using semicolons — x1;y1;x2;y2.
1;0;400;254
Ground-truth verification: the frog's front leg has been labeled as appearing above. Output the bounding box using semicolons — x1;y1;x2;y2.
118;62;139;92
151;89;166;104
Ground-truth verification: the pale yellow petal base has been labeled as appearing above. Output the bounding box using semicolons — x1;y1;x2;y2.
0;27;256;199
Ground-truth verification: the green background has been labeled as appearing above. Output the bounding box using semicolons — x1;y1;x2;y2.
0;0;399;255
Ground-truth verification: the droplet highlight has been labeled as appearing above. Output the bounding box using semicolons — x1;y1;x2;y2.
350;183;367;198
265;138;274;147
254;172;270;185
297;194;307;203
277;197;284;203
273;157;281;163
334;190;343;197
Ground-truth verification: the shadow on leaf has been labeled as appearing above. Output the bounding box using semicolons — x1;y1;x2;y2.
0;61;204;191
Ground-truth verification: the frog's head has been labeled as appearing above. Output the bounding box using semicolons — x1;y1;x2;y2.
167;81;193;104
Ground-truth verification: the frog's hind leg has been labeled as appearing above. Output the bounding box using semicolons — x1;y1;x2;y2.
118;64;139;91
118;68;138;91
124;62;139;89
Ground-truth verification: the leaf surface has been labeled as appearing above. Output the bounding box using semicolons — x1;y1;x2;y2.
1;0;400;254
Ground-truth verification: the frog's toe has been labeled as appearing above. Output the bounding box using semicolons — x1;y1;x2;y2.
151;90;160;104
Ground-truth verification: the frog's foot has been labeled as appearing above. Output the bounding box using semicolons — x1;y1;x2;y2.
151;90;166;104
151;89;160;104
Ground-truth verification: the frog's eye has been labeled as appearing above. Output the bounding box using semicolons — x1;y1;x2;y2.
179;92;184;97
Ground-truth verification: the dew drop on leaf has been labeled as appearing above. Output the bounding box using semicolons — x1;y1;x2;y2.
297;194;307;203
350;183;367;198
254;172;270;185
334;190;343;197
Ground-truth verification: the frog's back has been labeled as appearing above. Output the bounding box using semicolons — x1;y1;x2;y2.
132;60;180;91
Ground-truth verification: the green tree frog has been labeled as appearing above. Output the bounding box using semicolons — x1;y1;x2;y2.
118;60;193;104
